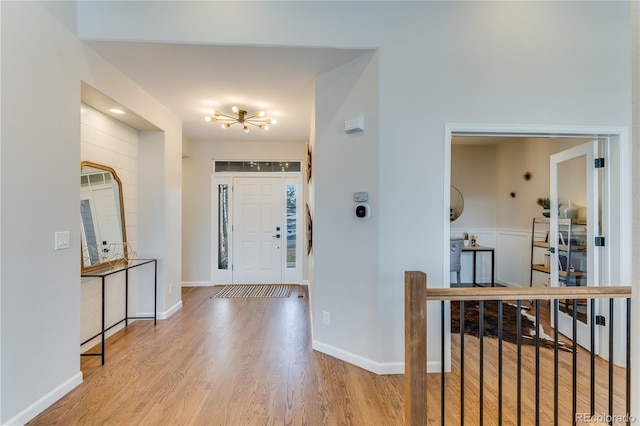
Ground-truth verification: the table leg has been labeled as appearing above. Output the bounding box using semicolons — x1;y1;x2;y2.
154;260;157;326
491;251;495;287
472;251;477;285
125;268;129;326
101;276;105;365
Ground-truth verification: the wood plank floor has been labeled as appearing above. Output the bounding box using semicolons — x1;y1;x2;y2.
29;286;405;426
29;287;627;425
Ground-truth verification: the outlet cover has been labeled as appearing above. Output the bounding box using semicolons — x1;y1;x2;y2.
322;311;330;325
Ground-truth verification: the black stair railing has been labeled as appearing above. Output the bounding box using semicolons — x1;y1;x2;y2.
404;271;632;426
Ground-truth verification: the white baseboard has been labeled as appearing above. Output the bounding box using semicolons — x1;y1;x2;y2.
181;281;212;287
312;340;403;375
158;300;183;320
311;340;443;375
4;371;83;426
427;361;443;373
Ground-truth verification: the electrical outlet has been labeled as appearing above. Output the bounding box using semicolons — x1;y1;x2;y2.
322;311;330;325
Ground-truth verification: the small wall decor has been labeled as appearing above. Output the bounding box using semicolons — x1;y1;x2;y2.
306;142;312;183
306;202;313;255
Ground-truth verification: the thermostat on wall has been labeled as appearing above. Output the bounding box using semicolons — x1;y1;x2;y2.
355;204;370;219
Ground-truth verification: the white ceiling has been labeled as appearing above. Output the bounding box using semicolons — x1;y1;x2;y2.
82;41;370;142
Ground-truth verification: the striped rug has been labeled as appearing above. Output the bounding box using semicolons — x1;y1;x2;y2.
213;284;292;298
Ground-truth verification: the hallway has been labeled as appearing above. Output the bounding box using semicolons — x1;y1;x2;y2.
29;286;405;425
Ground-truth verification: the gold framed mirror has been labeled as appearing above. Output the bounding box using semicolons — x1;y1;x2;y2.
80;161;128;272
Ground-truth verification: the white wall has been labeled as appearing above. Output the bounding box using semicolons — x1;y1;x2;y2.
1;3;83;423
76;0;632;374
1;2;183;423
80;104;140;351
451;144;497;230
313;52;380;367
77;45;183;320
182;140;306;285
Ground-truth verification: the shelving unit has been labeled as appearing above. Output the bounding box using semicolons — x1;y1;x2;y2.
529;217;586;288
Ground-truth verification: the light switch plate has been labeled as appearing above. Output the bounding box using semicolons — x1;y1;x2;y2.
55;231;70;250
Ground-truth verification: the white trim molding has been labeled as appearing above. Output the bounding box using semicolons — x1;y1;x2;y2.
158;300;183;320
181;281;213;287
5;372;83;426
312;340;404;375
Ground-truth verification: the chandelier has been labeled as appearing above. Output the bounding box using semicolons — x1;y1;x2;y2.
204;106;277;132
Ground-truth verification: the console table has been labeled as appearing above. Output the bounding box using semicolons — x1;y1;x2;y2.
462;245;495;287
81;258;157;364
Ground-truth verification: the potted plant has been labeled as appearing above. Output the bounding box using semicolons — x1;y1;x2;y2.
536;197;562;217
462;232;469;246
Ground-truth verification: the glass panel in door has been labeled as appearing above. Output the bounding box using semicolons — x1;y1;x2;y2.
550;141;599;352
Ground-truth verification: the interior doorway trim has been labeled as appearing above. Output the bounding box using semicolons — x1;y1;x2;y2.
443;122;631;364
444;123;631;285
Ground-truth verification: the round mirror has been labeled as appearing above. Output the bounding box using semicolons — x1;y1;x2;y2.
450;186;464;222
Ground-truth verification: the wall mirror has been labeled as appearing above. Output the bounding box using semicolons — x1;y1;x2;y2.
450;186;464;222
80;161;128;272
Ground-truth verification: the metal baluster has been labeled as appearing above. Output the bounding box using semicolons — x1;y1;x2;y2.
626;297;631;426
461;300;465;426
441;300;446;425
517;299;522;426
498;300;503;426
479;301;484;425
572;299;578;426
535;299;540;426
590;298;595;416
609;298;614;426
554;299;559;425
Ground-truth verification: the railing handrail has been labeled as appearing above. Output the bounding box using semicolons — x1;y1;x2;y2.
403;271;632;426
426;285;631;302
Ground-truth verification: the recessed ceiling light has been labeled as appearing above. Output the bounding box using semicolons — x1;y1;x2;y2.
109;108;126;115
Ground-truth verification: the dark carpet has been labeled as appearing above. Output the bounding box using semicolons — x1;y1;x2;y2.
451;300;572;351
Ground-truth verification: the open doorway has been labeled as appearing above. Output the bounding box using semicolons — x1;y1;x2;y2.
444;124;630;364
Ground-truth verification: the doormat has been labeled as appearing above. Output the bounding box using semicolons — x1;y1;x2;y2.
212;284;292;298
451;301;573;352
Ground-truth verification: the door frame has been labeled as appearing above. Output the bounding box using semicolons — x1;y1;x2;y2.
444;124;631;368
211;170;304;285
550;141;599;351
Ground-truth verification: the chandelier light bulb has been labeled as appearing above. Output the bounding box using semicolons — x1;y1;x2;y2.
204;106;277;131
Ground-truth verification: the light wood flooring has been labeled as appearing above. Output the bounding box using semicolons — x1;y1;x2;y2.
29;286;405;426
29;287;627;425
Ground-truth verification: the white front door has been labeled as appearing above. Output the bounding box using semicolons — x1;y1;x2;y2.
232;177;283;283
550;140;601;351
